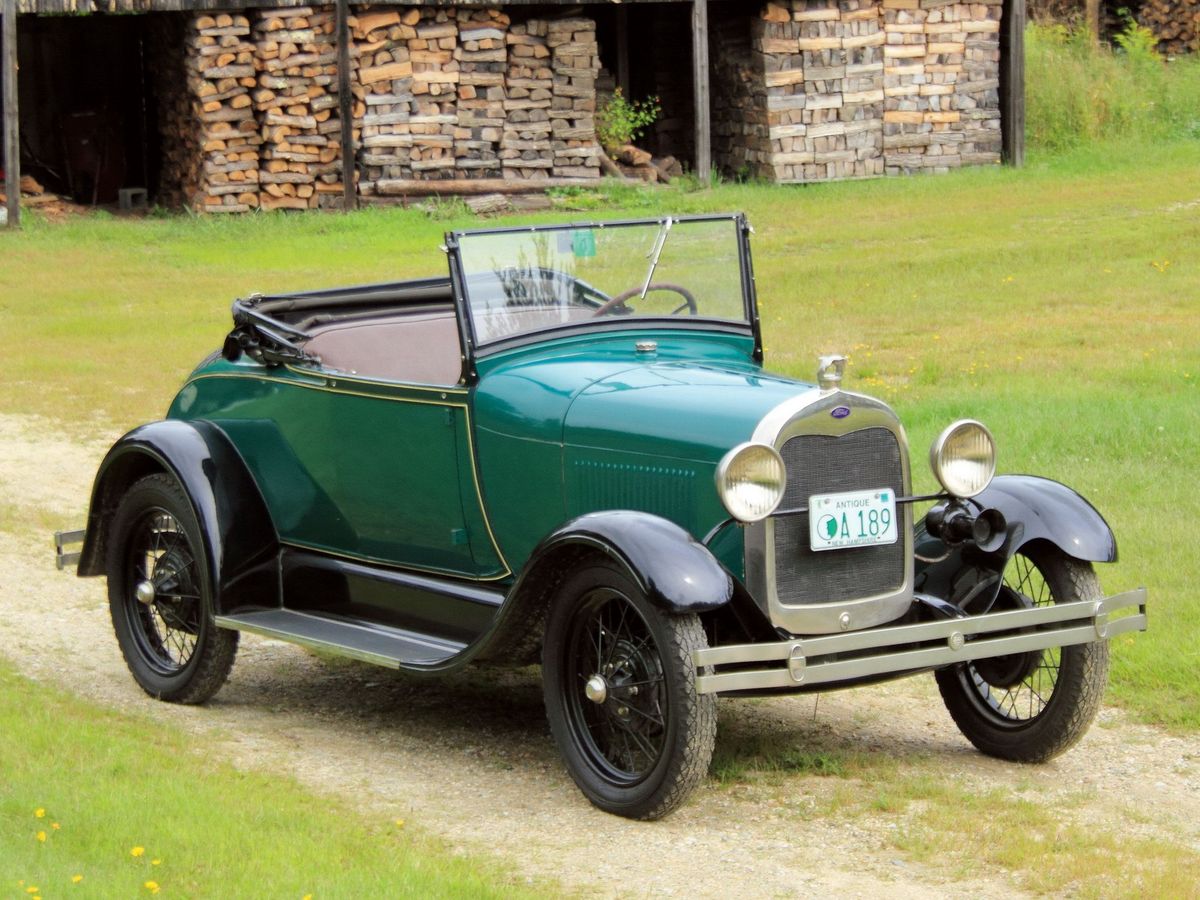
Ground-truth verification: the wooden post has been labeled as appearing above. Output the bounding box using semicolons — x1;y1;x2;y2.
1001;0;1025;167
691;0;711;181
615;6;630;96
2;0;19;228
336;0;357;211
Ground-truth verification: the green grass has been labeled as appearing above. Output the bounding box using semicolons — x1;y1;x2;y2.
1;137;1198;730
0;660;540;899
1027;22;1200;152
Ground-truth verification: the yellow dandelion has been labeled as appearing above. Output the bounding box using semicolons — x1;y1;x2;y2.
51;823;61;831
35;809;46;818
131;846;146;858
152;859;162;866
394;818;405;828
144;881;160;894
27;888;40;895
303;895;314;900
36;832;47;843
73;875;84;884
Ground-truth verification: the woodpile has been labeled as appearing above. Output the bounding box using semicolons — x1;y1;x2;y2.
185;13;261;213
546;18;602;179
455;9;510;178
503;19;554;180
149;5;602;213
879;0;1004;174
1140;0;1200;54
254;6;351;211
713;0;1001;183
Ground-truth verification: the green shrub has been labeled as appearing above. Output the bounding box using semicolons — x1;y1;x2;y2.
1026;20;1200;152
595;88;662;155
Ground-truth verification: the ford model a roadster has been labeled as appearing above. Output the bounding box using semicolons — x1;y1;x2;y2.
64;214;1147;819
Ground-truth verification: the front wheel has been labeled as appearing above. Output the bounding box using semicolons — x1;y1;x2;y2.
935;546;1109;762
107;474;238;704
542;562;716;819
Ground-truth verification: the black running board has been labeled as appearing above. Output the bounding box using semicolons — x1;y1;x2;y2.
214;609;466;669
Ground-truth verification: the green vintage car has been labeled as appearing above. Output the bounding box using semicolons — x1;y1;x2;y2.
64;214;1147;819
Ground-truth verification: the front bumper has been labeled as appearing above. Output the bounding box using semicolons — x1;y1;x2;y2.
694;588;1147;695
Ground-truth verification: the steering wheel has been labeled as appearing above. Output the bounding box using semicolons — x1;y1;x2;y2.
592;283;699;317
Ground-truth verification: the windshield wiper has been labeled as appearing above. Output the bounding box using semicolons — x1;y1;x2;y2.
639;216;674;300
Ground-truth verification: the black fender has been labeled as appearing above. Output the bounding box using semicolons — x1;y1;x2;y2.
915;474;1116;606
472;511;736;666
77;419;279;614
525;511;735;614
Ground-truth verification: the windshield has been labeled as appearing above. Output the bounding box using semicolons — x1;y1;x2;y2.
454;216;750;346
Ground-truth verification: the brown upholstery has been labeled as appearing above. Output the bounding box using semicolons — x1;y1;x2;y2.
304;311;462;385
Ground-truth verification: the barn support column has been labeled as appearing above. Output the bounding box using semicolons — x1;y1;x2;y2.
691;0;711;180
2;0;19;228
1001;0;1025;167
335;0;357;210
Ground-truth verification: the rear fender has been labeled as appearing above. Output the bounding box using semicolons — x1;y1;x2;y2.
78;420;279;614
915;474;1116;606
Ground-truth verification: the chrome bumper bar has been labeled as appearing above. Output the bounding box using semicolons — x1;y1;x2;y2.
694;588;1147;695
54;529;86;571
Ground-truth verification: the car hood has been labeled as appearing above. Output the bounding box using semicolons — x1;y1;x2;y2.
563;361;805;462
472;333;809;462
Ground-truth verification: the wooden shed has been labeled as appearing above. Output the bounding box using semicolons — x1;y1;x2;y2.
1;0;1025;215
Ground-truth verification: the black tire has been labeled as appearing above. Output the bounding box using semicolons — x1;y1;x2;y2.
935;545;1109;762
542;562;717;820
106;473;238;704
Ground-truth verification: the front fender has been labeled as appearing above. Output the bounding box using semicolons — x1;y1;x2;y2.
915;474;1116;603
526;511;735;614
974;474;1116;563
78;419;279;614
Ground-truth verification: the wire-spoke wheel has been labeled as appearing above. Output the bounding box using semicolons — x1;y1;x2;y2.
542;562;716;819
107;474;238;704
935;545;1109;762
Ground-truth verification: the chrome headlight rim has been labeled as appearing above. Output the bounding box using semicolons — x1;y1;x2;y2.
715;442;787;523
930;419;996;499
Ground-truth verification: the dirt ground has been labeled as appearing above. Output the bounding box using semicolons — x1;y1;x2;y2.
1;412;1196;897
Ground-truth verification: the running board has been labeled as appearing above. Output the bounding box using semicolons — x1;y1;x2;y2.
214;609;466;669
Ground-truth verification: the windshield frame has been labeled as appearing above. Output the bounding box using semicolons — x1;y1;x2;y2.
445;213;762;377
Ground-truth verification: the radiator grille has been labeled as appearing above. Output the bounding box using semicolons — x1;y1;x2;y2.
774;428;905;607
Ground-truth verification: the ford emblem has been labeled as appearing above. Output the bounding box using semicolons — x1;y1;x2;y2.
831;406;851;419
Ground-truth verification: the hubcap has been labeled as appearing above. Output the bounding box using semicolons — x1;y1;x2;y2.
585;674;608;704
135;579;157;606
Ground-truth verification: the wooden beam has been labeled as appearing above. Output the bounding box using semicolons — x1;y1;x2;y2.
335;0;356;211
691;0;711;181
615;6;630;96
373;177;602;197
2;0;19;228
1001;0;1025;167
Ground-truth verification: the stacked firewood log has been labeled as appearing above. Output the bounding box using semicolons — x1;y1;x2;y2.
455;9;510;178
1140;0;1200;54
254;6;351;210
547;18;602;179
502;19;555;180
354;8;419;192
186;13;261;212
717;0;1001;184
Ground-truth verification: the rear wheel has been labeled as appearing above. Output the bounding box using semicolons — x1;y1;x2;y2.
542;562;716;819
935;546;1108;762
107;474;238;704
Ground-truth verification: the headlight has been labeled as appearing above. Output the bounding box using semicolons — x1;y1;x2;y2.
930;420;996;498
715;442;787;522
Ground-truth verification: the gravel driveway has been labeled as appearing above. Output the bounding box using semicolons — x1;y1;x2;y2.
2;413;1195;897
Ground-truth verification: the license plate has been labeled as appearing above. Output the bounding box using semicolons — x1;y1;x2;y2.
809;488;898;551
